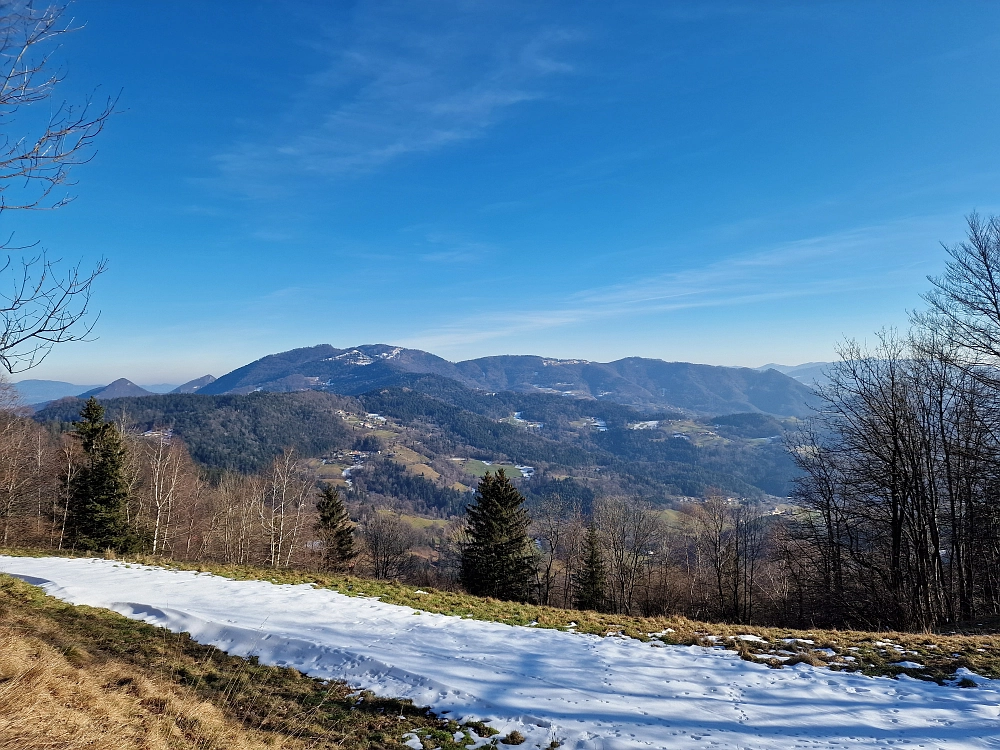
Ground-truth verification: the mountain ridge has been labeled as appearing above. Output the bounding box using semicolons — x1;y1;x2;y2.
199;343;821;418
756;361;832;388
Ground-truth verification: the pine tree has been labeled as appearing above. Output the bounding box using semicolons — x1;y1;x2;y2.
460;469;535;601
574;524;607;612
67;397;135;552
315;484;355;571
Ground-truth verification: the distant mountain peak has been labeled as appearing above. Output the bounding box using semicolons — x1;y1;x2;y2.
756;362;831;388
78;378;154;400
171;375;217;394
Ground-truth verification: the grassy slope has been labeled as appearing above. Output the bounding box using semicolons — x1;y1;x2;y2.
0;572;508;749
6;548;999;687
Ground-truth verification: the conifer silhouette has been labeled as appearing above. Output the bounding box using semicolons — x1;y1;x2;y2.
574;524;607;612
460;469;535;601
67;397;135;552
316;484;356;571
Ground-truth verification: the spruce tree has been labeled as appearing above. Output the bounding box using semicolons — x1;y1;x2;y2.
460;469;535;601
315;484;355;571
68;397;135;552
574;524;607;612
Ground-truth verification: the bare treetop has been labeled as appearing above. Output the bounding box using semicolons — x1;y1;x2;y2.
0;1;116;212
923;212;1000;367
0;2;115;373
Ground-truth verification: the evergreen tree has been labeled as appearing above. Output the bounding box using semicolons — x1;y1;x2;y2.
315;484;356;571
67;397;135;552
574;524;607;612
460;469;535;601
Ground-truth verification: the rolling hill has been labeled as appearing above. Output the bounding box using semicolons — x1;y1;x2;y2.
34;391;354;474
30;348;814;506
35;377;800;506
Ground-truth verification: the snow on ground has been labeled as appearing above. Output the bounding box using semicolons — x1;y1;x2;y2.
2;556;1000;750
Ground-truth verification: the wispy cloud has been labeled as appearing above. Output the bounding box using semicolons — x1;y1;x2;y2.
400;216;955;352
214;6;579;189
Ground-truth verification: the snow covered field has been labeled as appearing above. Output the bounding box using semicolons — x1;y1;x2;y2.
2;556;999;749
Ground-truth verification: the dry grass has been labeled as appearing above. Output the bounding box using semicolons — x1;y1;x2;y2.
0;573;499;749
0;630;276;750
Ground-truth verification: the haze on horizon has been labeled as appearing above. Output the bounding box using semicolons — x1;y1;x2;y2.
11;2;1000;384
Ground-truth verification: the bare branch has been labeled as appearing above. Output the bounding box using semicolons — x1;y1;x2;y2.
0;2;115;371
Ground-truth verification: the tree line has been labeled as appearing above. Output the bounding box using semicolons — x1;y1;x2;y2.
1;396;338;567
3;387;991;631
0;394;788;623
787;214;1000;631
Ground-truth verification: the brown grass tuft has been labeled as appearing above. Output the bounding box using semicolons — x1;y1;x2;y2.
0;631;275;750
784;652;826;668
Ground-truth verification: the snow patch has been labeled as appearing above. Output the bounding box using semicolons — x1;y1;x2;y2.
628;420;660;430
333;350;375;366
3;556;1000;750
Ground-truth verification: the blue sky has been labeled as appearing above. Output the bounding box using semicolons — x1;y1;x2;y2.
10;1;1000;383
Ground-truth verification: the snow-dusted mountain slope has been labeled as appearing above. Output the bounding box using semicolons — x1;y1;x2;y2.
2;556;998;749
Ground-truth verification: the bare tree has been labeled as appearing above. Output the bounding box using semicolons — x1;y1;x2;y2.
359;507;416;580
593;496;663;615
214;472;262;565
0;2;115;372
693;495;731;619
923;213;1000;371
785;425;850;624
261;450;313;568
0;398;39;544
139;432;194;555
687;493;769;623
787;322;1000;630
532;495;582;607
167;458;211;561
54;430;78;549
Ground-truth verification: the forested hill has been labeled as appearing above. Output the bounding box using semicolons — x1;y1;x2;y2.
34;391;354;473
35;382;800;507
196;343;820;417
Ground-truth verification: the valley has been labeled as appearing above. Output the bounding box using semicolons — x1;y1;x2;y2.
33;366;803;510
